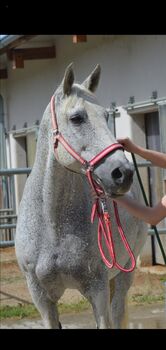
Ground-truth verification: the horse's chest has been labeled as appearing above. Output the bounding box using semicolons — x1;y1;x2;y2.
37;235;98;283
55;236;90;268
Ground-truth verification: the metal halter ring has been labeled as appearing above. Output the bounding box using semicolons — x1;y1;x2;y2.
52;129;59;137
83;162;94;172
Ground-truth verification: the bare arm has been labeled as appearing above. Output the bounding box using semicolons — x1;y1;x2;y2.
115;194;166;226
117;137;166;168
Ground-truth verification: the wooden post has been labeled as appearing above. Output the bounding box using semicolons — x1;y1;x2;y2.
73;35;87;43
12;51;24;69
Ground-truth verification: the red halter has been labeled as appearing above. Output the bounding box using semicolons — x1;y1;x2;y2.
50;95;136;272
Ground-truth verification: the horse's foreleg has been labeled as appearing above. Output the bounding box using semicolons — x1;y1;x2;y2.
84;286;112;329
110;270;134;329
26;273;60;329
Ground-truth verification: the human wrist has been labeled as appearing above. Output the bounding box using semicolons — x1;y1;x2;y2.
132;144;144;156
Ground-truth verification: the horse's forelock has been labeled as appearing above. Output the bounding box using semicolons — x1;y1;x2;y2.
54;82;100;120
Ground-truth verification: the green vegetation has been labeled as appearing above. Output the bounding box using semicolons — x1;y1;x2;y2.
58;298;90;314
0;294;165;321
0;304;39;320
160;276;166;283
129;294;165;304
0;298;90;320
1;275;24;284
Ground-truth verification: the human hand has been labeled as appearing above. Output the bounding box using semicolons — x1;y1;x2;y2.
116;137;138;153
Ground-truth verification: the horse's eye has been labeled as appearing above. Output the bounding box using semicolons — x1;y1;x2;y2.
70;114;84;126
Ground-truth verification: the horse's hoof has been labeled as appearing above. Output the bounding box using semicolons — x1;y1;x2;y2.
59;321;62;329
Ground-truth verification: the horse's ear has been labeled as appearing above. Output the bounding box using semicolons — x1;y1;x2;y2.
62;63;74;96
82;64;101;92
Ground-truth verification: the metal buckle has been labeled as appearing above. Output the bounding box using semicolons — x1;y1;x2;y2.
84;161;94;172
100;198;108;213
52;129;59;137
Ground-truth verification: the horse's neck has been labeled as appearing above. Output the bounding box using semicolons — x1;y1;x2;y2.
32;109;91;220
32;107;50;177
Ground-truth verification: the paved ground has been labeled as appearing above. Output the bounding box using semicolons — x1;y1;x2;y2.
1;303;166;329
1;247;166;329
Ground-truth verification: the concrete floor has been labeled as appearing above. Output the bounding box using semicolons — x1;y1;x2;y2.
1;303;166;329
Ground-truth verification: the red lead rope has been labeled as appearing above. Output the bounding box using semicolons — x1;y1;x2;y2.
51;95;136;272
91;200;136;271
87;170;136;272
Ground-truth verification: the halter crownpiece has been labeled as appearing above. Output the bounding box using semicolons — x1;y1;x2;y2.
50;95;136;272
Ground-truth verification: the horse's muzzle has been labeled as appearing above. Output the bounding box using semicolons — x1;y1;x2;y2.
111;164;134;186
93;162;134;198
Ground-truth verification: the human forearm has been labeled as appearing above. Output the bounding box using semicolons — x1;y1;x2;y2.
115;194;166;226
117;137;166;168
134;146;166;168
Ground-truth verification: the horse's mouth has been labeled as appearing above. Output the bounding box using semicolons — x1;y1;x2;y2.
94;181;125;199
107;192;124;199
104;187;131;199
93;175;131;199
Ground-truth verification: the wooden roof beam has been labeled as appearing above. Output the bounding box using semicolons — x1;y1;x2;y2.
8;46;56;69
0;35;37;56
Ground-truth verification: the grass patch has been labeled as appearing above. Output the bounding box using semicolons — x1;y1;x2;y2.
1;294;164;321
0;299;91;320
58;298;90;314
160;276;166;283
129;294;165;304
1;275;24;284
0;304;39;320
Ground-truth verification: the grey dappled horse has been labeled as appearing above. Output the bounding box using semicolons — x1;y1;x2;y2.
15;64;147;329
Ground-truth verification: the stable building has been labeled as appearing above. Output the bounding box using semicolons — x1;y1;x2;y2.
0;34;166;265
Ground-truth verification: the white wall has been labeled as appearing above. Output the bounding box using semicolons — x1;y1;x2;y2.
5;35;166;130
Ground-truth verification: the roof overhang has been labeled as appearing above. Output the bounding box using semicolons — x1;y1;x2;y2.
0;35;37;55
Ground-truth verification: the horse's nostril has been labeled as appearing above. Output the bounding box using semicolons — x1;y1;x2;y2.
128;169;134;179
125;167;134;181
112;168;123;179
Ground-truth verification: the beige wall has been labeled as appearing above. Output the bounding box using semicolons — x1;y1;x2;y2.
4;35;166;131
